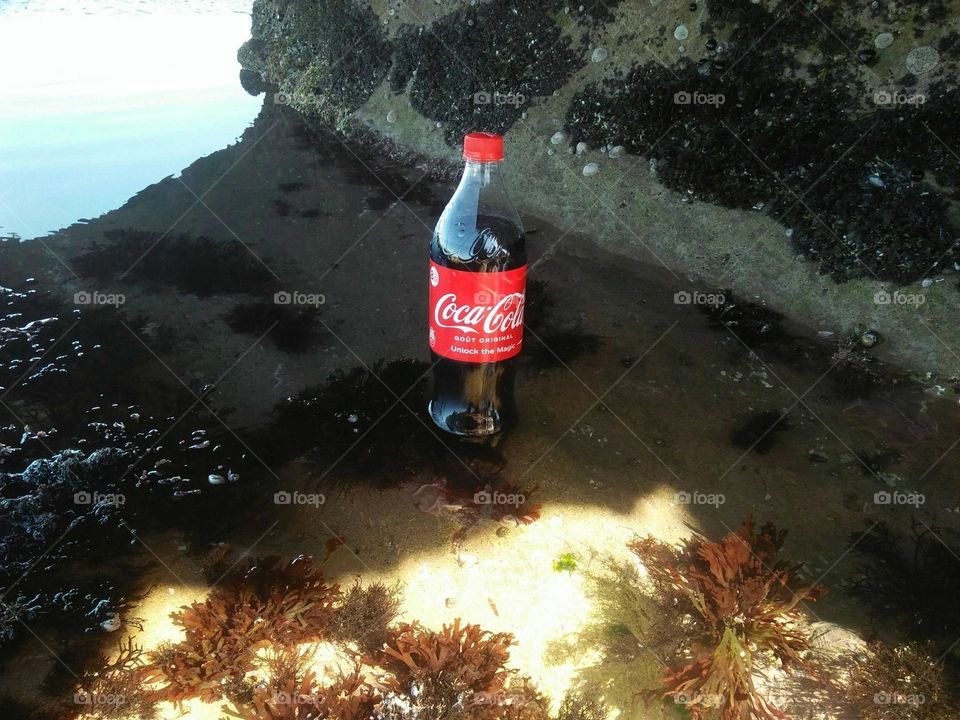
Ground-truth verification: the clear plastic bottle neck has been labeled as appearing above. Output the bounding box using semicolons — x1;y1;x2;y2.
461;159;503;187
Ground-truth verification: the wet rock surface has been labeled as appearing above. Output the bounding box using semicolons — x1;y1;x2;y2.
565;3;960;284
236;0;960;376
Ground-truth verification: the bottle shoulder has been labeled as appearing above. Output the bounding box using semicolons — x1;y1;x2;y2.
432;214;526;272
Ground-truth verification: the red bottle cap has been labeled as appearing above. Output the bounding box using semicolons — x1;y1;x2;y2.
463;132;504;162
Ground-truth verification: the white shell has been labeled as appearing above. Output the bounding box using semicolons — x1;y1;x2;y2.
101;613;122;632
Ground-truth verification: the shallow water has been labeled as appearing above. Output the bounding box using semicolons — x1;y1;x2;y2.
0;0;259;239
1;8;960;719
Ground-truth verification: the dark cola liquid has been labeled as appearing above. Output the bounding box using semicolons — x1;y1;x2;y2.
429;214;526;436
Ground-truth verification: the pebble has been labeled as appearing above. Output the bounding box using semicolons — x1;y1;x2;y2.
547;148;556;156
921;277;933;288
879;472;901;488
609;145;626;158
551;131;568;145
101;613;122;632
582;162;600;177
208;474;226;485
905;46;940;75
860;330;879;348
809;449;829;463
857;48;877;64
874;32;894;50
386;109;397;124
576;141;588;155
591;47;608;63
674;25;689;41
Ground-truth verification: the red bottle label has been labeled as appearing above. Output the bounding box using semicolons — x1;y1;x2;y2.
429;261;526;363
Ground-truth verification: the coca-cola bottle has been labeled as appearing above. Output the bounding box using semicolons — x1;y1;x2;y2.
428;132;526;436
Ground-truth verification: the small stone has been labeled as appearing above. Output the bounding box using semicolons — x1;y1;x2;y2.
752;200;765;211
576;141;588;155
809;449;829;463
582;162;600;177
609;145;626;158
867;173;885;188
208;474;226;485
921;277;933;288
551;131;568;145
547;148;556;156
857;48;877;64
874;32;894;50
674;25;689;41
879;472;901;488
101;613;122;632
817;330;835;338
860;330;879;348
386;109;397;124
905;46;940;75
591;47;608;62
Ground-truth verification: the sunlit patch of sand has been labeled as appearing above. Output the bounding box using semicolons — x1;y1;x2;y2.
113;483;690;718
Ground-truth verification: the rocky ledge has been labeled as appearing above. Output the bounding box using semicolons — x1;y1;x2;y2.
239;0;960;377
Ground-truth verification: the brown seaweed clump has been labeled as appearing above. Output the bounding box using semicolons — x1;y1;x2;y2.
146;555;341;704
628;517;825;720
371;619;549;719
847;641;957;720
